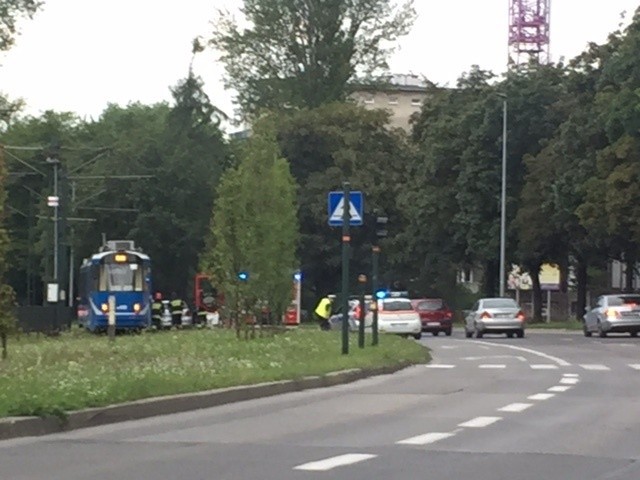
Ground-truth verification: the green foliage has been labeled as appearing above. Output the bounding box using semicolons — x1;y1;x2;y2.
0;147;17;358
0;328;429;417
0;0;42;51
275;102;413;297
209;0;416;116
203;118;299;318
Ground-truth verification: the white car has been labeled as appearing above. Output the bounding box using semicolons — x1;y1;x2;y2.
374;297;422;340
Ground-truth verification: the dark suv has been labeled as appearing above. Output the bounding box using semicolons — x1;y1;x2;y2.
411;298;453;336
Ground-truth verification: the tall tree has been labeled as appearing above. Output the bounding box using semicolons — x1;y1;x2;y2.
202;118;299;320
209;0;416;116
0;0;41;51
0;146;17;359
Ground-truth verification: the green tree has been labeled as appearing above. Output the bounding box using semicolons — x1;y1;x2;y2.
202;118;298;323
209;0;416;116
0;0;41;51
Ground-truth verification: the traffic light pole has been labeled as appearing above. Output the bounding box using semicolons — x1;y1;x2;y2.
358;274;366;348
341;182;351;355
372;246;380;346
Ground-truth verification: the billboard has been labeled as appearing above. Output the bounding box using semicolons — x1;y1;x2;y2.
508;264;560;291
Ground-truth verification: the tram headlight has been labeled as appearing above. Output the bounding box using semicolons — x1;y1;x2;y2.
114;253;127;263
133;303;141;313
101;303;109;313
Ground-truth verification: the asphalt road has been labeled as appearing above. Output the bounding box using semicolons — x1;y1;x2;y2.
2;330;640;480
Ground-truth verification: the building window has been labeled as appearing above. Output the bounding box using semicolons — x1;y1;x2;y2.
411;98;422;106
363;95;374;104
388;96;398;105
459;267;474;284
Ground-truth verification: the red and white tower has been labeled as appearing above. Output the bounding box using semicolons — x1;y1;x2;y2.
508;0;551;66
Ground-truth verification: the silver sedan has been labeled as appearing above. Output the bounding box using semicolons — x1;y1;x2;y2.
464;297;526;338
583;294;640;337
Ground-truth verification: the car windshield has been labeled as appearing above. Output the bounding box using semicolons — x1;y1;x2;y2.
482;298;518;309
417;299;443;311
383;300;413;311
608;296;640;307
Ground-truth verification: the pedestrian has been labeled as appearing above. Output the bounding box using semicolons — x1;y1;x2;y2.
314;295;333;331
169;292;185;328
151;292;163;329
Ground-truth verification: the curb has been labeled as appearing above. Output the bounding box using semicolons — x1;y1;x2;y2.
0;361;415;441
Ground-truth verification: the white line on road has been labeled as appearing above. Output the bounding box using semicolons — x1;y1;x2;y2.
478;364;506;369
563;373;580;377
548;386;572;392
580;364;610;371
528;393;555;400
498;403;533;412
560;377;580;385
530;364;559;370
468;340;571;366
294;454;377;471
459;416;502;428
629;364;640;370
425;364;456;369
440;346;458;349
396;432;456;445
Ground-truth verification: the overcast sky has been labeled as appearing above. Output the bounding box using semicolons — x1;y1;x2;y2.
1;0;638;131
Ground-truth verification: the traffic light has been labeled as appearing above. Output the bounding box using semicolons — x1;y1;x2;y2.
237;271;249;281
375;216;388;239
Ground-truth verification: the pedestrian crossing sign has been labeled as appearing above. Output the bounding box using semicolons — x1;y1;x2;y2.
328;191;364;227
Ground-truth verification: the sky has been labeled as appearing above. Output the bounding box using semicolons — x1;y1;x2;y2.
1;0;639;132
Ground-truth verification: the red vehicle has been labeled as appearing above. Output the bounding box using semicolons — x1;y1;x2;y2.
194;274;224;313
411;298;453;336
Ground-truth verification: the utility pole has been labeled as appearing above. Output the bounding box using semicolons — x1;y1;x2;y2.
46;157;61;303
341;182;351;355
499;97;508;298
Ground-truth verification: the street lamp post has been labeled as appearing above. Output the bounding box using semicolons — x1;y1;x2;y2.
499;98;508;298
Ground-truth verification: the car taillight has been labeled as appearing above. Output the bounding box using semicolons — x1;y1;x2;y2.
517;310;526;322
133;303;141;313
606;308;620;319
445;311;453;319
480;311;492;319
101;303;109;313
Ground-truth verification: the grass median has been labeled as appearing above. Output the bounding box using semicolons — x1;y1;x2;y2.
0;328;429;418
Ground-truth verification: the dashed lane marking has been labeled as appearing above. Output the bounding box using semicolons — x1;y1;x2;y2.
629;364;640;370
294;454;377;471
548;386;572;392
530;364;559;370
580;364;610;371
396;432;457;445
498;402;533;413
560;377;580;385
478;364;506;369
528;393;555;400
458;416;502;428
425;364;456;369
563;373;580;377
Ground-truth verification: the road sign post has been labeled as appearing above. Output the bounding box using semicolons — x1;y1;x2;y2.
372;246;380;346
358;274;366;349
328;191;363;227
341;183;351;355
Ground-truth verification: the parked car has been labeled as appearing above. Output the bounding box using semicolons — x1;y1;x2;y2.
464;297;526;338
583;294;640;337
411;298;453;336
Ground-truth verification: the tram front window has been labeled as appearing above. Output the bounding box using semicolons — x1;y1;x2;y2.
100;263;144;292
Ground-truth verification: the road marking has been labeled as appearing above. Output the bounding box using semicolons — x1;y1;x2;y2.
462;355;526;361
498;403;533;412
580;364;610;371
560;377;580;385
563;373;580;378
396;432;456;445
530;364;559;370
479;364;506;369
294;454;377;471
425;364;456;369
529;393;555;400
468;340;571;366
440;346;458;349
459;416;502;428
548;386;572;392
629;364;640;370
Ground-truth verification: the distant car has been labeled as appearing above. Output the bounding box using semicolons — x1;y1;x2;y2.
411;298;453;336
583;294;640;337
376;297;422;340
464;297;525;338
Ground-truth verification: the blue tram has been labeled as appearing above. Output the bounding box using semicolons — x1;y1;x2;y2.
77;241;152;332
